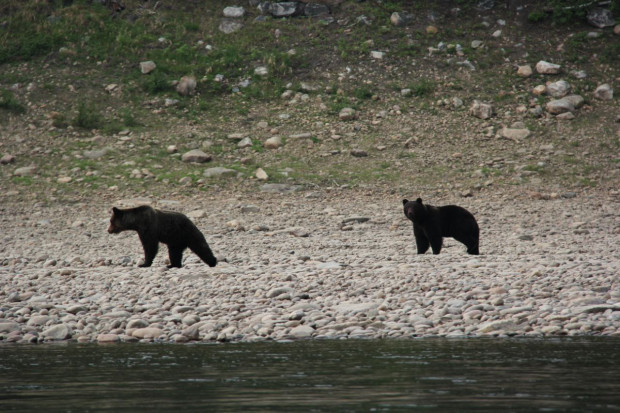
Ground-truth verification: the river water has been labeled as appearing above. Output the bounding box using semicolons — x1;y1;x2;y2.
1;338;619;412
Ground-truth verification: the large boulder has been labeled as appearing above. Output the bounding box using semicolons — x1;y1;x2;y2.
587;7;616;28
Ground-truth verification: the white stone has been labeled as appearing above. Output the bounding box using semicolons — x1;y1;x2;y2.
140;61;156;74
371;51;385;59
264;136;282;149
182;149;211;163
237;137;253;148
223;6;245;18
594;84;613;100
546;80;571;98
536;60;561;74
255;168;268;181
517;65;532;77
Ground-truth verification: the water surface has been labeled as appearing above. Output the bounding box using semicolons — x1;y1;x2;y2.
1;338;619;412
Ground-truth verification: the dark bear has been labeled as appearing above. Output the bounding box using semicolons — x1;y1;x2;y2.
402;198;479;255
108;205;217;268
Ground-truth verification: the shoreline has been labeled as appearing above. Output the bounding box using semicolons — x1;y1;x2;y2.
1;189;619;344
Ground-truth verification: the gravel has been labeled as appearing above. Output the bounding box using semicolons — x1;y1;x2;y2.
1;188;619;344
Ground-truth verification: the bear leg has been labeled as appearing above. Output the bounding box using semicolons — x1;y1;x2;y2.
413;225;430;254
188;237;217;267
429;236;443;255
453;224;479;255
167;246;184;268
139;236;158;267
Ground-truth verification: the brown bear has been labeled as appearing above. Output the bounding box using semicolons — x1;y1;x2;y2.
108;205;217;268
402;198;479;255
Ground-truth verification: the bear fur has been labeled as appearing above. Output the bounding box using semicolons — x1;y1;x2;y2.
108;205;217;268
402;198;479;255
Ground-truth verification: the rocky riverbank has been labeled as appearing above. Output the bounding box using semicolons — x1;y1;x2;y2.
1;187;619;344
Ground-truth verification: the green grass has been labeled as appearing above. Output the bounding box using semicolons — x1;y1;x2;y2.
0;89;26;114
409;79;435;97
73;101;103;129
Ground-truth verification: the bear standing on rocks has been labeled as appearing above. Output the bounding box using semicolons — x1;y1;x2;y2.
402;198;479;255
108;205;217;268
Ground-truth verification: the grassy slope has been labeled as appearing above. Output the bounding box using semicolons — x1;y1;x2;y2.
0;0;618;203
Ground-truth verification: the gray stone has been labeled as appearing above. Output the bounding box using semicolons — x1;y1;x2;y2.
594;84;613;100
219;19;243;34
334;301;380;315
0;322;20;333
339;107;356;121
132;327;164;339
260;183;301;193
546;98;575;115
97;334;120;343
478;320;516;333
42;324;71;340
536;61;561;74
83;148;110;159
182;149;212;163
271;2;303;17
241;205;260;213
14;166;36;176
254;66;268;76
204;167;238;178
390;12;410;27
257;2;272;14
264;136;282;149
127;319;149;329
563;94;585;109
267;287;295;298
140;61;156;74
305;3;330;17
289;325;314;339
546;80;571;98
517;65;532;77
350;149;368;157
371;51;385;59
66;305;88;314
469;100;495;119
237;137;253;148
501;127;531;140
1;154;15;164
227;133;247;141
176;76;196;96
587;7;616;28
223;6;245;18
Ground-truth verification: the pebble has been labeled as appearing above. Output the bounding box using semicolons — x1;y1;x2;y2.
1;194;619;344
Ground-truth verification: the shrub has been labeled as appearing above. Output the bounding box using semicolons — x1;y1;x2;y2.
73;101;103;129
0;89;26;114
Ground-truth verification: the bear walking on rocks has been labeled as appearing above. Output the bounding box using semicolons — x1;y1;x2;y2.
402;198;479;255
108;205;217;268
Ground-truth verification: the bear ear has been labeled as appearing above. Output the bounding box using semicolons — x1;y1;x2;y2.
402;199;409;205
112;207;121;215
416;198;423;204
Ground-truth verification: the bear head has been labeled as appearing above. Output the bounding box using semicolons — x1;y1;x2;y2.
402;198;428;223
107;207;125;234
